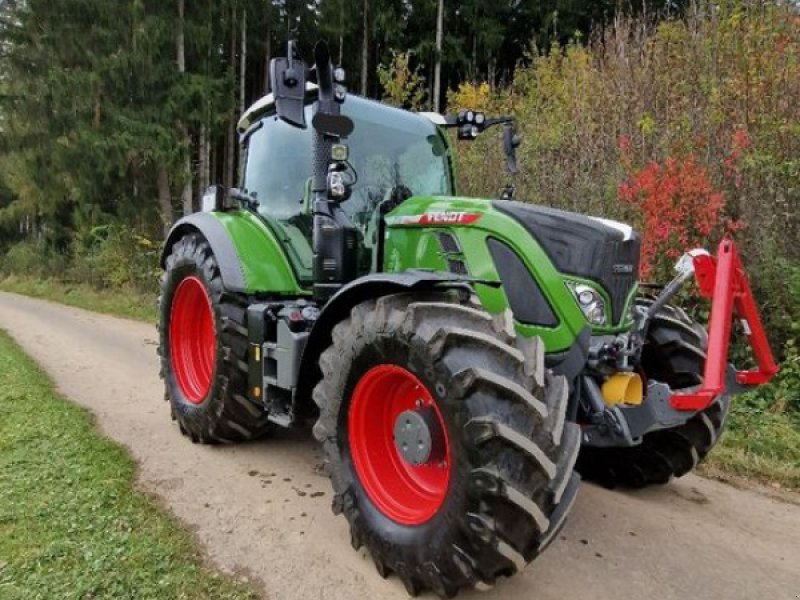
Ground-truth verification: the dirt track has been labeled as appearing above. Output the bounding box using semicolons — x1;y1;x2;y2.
0;290;798;600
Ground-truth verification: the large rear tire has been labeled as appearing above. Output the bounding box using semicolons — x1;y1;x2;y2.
312;293;581;597
158;232;270;443
576;301;729;488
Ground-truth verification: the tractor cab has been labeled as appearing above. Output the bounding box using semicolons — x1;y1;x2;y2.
237;92;454;284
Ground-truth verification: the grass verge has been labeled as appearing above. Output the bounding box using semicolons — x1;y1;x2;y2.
0;274;156;322
701;394;800;491
0;330;258;600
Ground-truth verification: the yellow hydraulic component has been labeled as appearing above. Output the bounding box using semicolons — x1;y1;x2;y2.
601;373;644;406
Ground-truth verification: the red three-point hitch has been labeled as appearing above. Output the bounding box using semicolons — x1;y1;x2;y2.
670;239;780;411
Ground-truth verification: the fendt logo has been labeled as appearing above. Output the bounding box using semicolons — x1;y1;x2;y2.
613;263;634;274
387;212;482;227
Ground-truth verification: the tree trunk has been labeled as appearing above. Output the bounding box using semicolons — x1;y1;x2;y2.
177;0;193;215
264;20;272;94
157;166;174;235
211;143;218;188
198;124;209;194
338;1;344;65
239;8;247;183
360;0;370;96
177;0;185;71
471;33;477;80
433;0;444;113
224;5;237;191
240;8;247;114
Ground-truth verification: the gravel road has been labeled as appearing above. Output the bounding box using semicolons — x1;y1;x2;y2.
0;291;797;600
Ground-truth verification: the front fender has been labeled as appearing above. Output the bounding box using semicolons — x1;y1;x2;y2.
295;271;474;408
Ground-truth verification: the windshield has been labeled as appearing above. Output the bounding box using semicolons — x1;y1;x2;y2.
242;95;452;227
341;97;452;230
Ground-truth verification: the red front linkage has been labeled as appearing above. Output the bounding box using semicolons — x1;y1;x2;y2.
670;239;779;411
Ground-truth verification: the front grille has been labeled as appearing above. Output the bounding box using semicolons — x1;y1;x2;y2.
605;238;639;324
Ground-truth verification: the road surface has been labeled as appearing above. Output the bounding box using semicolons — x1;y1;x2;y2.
0;291;797;600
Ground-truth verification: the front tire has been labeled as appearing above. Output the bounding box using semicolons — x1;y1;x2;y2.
158;233;270;443
576;301;730;488
312;293;581;597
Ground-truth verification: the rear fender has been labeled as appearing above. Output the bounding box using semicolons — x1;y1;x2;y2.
161;211;306;295
161;213;247;292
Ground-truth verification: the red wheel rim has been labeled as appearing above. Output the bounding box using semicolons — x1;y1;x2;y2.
348;365;451;525
169;276;216;404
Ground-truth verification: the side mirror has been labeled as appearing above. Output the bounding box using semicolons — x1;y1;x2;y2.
269;41;307;128
503;124;521;174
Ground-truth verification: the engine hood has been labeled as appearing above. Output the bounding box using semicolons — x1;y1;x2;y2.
492;200;641;323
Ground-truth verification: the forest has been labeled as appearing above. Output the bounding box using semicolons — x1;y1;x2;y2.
0;2;797;390
0;0;679;237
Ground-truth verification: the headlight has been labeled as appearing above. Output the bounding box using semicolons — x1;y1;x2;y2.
566;282;607;326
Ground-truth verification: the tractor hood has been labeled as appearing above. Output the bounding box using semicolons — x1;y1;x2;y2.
384;195;641;345
492;200;641;323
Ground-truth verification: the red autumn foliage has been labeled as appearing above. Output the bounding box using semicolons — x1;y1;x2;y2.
619;152;742;280
723;128;752;188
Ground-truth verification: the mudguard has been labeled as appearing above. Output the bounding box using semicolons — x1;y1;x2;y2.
162;213;247;291
161;211;306;295
295;271;474;406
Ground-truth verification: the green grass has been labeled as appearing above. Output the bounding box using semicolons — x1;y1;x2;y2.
703;394;800;490
0;330;259;600
0;274;156;322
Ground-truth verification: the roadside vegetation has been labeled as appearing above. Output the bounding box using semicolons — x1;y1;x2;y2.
0;330;258;599
0;274;155;322
702;342;800;489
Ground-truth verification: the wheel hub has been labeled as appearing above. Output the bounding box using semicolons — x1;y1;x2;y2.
393;407;444;467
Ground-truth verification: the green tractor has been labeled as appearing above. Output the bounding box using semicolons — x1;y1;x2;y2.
158;42;777;597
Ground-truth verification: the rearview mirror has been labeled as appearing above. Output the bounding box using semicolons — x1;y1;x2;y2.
503;124;521;174
269;42;307;128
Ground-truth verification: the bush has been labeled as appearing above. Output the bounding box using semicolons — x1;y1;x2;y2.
1;224;159;295
742;340;800;417
618;151;741;280
1;239;70;280
2;240;47;277
70;225;159;292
